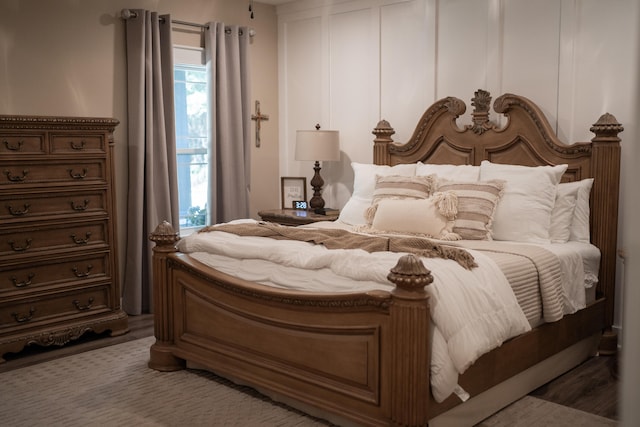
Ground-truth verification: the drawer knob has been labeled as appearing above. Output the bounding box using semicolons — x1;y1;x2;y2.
11;306;35;323
11;273;35;288
4;169;29;182
72;264;93;278
68;168;88;179
73;297;94;311
6;203;31;216
3;139;23;151
70;232;92;245
8;239;32;252
70;140;86;150
70;199;90;211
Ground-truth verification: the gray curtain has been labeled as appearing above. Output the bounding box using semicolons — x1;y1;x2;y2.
205;23;251;224
122;10;179;314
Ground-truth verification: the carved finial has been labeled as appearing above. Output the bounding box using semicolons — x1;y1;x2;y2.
466;89;495;135
149;220;180;247
373;119;396;165
372;119;395;140
471;89;492;112
590;113;623;141
387;254;433;294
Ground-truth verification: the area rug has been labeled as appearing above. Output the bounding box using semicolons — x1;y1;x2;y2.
0;336;617;426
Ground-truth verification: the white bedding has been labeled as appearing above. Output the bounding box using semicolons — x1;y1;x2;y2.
177;219;599;403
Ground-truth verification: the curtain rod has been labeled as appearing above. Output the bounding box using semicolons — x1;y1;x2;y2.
120;9;255;37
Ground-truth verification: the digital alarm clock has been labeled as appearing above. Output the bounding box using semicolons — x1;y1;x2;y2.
292;200;308;210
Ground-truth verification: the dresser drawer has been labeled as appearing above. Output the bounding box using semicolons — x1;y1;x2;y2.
50;134;105;154
0;132;46;155
1;251;110;295
0;189;107;223
0;286;110;331
0;220;108;257
0;159;106;187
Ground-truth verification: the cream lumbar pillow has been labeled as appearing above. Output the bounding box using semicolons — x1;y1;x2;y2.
365;192;461;240
338;162;417;226
363;174;436;223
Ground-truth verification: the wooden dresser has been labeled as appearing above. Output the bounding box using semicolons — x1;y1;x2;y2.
0;115;128;362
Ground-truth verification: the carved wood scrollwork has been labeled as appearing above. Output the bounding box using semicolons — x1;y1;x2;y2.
466;89;497;135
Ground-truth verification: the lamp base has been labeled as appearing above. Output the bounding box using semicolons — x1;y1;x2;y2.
309;161;326;214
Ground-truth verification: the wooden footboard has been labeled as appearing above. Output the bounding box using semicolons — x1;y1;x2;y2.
149;221;434;426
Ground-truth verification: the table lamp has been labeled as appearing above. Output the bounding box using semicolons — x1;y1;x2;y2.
295;124;340;214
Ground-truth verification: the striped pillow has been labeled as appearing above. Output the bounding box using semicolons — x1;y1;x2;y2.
371;174;436;202
437;179;505;240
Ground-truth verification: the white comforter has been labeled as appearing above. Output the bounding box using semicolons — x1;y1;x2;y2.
177;220;534;402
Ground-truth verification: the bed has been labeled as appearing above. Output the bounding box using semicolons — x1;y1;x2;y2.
148;90;622;426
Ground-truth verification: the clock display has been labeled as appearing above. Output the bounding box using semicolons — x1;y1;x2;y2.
293;200;308;210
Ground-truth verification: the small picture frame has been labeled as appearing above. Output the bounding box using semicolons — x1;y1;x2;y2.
281;177;307;209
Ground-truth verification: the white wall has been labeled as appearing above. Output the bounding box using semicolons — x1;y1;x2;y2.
277;0;637;327
276;1;639;423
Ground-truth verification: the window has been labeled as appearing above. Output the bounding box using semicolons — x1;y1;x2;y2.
173;46;209;230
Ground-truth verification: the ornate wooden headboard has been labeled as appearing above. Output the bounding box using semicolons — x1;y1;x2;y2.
372;89;622;351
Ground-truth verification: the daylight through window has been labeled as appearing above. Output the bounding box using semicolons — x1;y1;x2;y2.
174;46;209;230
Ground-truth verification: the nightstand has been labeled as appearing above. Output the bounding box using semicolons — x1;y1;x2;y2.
258;209;339;226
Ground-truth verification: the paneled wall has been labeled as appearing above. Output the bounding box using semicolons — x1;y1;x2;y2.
276;0;639;333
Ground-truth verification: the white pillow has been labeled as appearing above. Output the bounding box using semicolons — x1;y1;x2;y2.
479;160;568;243
416;162;480;181
560;178;594;243
338;162;416;225
549;187;578;243
368;193;461;240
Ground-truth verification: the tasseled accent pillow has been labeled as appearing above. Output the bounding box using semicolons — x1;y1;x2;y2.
359;191;461;241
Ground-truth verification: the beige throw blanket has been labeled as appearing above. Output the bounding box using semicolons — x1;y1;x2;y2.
447;240;565;323
202;222;478;270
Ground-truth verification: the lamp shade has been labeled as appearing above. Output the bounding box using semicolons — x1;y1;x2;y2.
295;129;340;162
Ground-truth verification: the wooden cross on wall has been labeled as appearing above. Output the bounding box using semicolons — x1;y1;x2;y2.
251;100;269;147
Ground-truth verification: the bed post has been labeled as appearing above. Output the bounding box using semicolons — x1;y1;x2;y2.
589;114;623;355
373;119;395;165
387;254;432;426
148;221;185;371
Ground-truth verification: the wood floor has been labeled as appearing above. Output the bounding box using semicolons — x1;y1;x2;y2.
0;314;619;422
